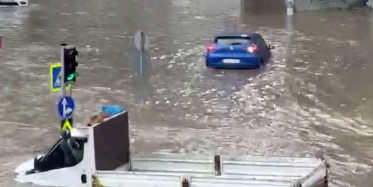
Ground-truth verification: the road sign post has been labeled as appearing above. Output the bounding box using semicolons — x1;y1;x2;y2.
60;44;67;97
57;44;78;131
134;31;150;77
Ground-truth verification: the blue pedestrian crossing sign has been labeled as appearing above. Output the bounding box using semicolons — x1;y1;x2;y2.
49;63;71;93
50;63;62;92
57;96;75;119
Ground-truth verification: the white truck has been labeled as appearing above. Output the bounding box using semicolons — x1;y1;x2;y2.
15;111;329;187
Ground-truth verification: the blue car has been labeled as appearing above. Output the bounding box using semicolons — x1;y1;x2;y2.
205;32;275;69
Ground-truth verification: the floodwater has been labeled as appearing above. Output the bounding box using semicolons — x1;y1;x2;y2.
1;0;373;186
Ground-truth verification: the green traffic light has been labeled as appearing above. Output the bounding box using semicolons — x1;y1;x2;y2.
67;73;76;81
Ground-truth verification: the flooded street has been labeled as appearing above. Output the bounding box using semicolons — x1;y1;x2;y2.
1;0;373;186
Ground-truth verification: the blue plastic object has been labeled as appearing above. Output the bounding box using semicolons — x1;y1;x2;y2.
98;105;124;117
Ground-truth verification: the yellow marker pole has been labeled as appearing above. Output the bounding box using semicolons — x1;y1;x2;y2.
61;119;72;131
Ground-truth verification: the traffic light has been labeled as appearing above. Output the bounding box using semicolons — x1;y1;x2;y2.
63;45;78;83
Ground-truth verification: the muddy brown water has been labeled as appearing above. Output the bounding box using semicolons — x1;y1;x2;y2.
1;0;373;186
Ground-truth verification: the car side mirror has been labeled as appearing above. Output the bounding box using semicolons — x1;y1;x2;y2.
34;156;42;171
268;45;275;50
61;129;71;140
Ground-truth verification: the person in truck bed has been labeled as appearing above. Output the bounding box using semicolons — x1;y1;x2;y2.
81;112;110;127
81;105;124;127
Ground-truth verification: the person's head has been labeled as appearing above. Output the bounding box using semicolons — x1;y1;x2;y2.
97;111;110;122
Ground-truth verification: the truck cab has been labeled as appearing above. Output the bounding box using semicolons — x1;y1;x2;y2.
15;129;90;187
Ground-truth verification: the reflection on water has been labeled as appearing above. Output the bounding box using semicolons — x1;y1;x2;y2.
1;0;373;186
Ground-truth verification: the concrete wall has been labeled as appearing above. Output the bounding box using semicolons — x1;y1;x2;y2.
240;0;368;13
295;0;367;11
241;0;286;14
368;0;373;7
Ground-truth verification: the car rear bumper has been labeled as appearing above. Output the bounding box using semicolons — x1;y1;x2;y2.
205;53;261;68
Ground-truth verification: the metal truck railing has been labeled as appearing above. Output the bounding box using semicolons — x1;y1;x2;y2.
96;153;328;187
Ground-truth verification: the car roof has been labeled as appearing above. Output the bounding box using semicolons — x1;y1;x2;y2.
214;31;258;38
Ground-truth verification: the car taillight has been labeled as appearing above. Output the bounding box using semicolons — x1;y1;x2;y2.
247;45;257;53
206;44;217;52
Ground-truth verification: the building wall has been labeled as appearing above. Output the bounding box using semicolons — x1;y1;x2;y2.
295;0;367;11
240;0;286;14
240;0;368;13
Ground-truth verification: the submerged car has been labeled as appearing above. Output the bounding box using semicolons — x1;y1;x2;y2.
0;0;28;6
205;32;274;69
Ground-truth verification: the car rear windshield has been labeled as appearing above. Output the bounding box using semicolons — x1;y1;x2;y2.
215;37;250;45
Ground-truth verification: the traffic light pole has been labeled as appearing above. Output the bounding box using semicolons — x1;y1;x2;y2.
60;43;74;130
60;44;67;130
60;44;67;98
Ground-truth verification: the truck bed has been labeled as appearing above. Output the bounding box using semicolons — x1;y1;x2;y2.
97;153;328;187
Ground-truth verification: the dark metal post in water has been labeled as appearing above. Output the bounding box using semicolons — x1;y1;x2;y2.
140;31;145;76
134;30;150;77
214;155;221;176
